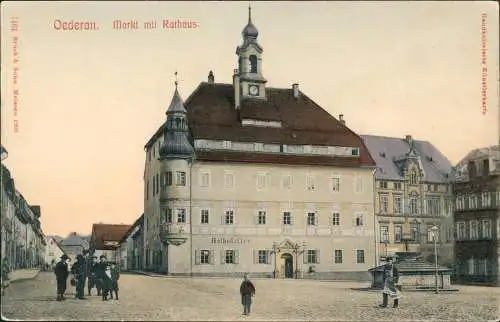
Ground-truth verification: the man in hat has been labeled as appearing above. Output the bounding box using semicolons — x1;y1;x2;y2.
239;273;256;315
54;254;70;301
71;254;87;299
380;256;401;308
86;256;97;296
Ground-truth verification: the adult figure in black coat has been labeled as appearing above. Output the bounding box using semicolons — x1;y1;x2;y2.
54;254;69;301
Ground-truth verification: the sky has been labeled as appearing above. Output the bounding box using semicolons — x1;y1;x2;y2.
1;1;499;237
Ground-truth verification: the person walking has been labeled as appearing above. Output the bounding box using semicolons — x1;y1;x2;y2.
379;256;401;308
54;255;69;301
239;273;256;316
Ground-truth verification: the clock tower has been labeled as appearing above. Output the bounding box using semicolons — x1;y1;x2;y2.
235;6;267;101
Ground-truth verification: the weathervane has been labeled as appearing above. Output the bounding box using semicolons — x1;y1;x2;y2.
174;70;178;88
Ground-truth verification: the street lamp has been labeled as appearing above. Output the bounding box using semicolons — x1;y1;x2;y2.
430;225;439;294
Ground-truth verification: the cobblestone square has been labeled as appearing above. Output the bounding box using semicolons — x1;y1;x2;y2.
1;272;499;321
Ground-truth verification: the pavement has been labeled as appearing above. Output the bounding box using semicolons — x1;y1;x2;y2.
7;269;40;283
1;271;499;321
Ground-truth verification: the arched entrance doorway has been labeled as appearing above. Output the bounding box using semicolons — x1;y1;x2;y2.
281;253;294;278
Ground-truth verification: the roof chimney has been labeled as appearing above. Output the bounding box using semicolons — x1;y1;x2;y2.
292;83;299;98
339;114;345;125
405;135;413;146
208;70;214;84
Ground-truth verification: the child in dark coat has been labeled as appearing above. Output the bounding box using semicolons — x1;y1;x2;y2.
109;263;120;300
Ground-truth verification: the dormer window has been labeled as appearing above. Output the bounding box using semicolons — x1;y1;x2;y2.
175;117;181;128
249;55;257;73
410;170;418;185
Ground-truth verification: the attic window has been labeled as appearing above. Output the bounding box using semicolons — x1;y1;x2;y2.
351;148;359;156
427;156;433;162
380;152;386;158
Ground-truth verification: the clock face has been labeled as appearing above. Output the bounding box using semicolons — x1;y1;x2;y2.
249;85;259;96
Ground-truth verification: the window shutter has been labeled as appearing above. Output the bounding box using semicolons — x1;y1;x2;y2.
290;213;294;225
209;250;215;265
266;250;271;264
316;249;321;264
253;250;258;264
220;250;226;264
233;212;236;225
234;250;240;264
195;250;200;265
303;250;308;264
315;212;319;226
221;215;224;225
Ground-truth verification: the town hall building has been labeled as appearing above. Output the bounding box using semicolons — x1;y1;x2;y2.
142;9;377;280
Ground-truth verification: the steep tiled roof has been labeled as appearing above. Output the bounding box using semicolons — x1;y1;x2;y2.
146;82;375;167
361;135;452;182
119;214;144;244
60;233;87;247
91;224;132;250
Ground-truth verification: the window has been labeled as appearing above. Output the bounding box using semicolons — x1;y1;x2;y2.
258;250;268;264
152;176;156;196
351;148;359;156
306;250;319;264
380;181;388;189
394;196;402;214
165;172;173;186
379;194;388;213
225;210;234;225
411;223;419;242
156;173;159;194
356;250;365;264
433;184;439;192
410;197;418;214
380;225;389;242
470;220;478;240
176;171;186;186
306;175;316;191
307;212;316;225
249;55;258;73
200;209;209;224
457;222;466;240
394;225;402;242
282;175;292;189
222;140;231;149
332;177;340;192
426;198;441;216
481;220;491;239
469;195;477;209
254;142;264;151
468;257;475;275
332;213;340;226
334;250;343;264
394;182;402;190
224;250;235;264
355;213;364;226
48;251;54;256
355;176;363;193
481;192;491;207
283;212;292;225
256;173;268;190
410;170;418;184
224;172;235;189
177;208;186;223
456;195;464;210
258;211;266;225
200;172;210;188
146;180;149;200
199;250;210;264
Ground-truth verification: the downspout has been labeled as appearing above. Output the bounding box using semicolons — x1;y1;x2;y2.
189;155;194;277
372;167;379;267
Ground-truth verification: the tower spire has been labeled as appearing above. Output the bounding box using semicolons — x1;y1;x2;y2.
248;4;252;24
174;70;178;88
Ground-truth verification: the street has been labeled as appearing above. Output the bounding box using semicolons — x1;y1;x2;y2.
1;272;499;321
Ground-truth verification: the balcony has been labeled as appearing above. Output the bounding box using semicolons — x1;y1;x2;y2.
160;223;188;246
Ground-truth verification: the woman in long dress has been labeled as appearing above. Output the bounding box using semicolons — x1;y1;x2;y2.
380;257;401;308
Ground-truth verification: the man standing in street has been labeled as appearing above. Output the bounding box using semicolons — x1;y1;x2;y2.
94;255;107;296
239;273;256;316
71;254;86;300
379;256;401;308
54;254;69;301
86;256;97;296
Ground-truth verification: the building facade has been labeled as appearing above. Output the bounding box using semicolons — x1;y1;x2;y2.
141;10;377;280
453;145;500;285
362;135;454;266
59;232;89;266
89;223;131;263
118;214;144;271
44;236;67;265
1;147;47;270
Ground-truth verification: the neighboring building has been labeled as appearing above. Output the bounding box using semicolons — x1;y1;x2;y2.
118;214;144;271
59;232;89;266
141;9;377;280
361;135;454;267
1;149;47;270
453;145;500;285
132;216;144;271
89;223;131;263
44;236;67;265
